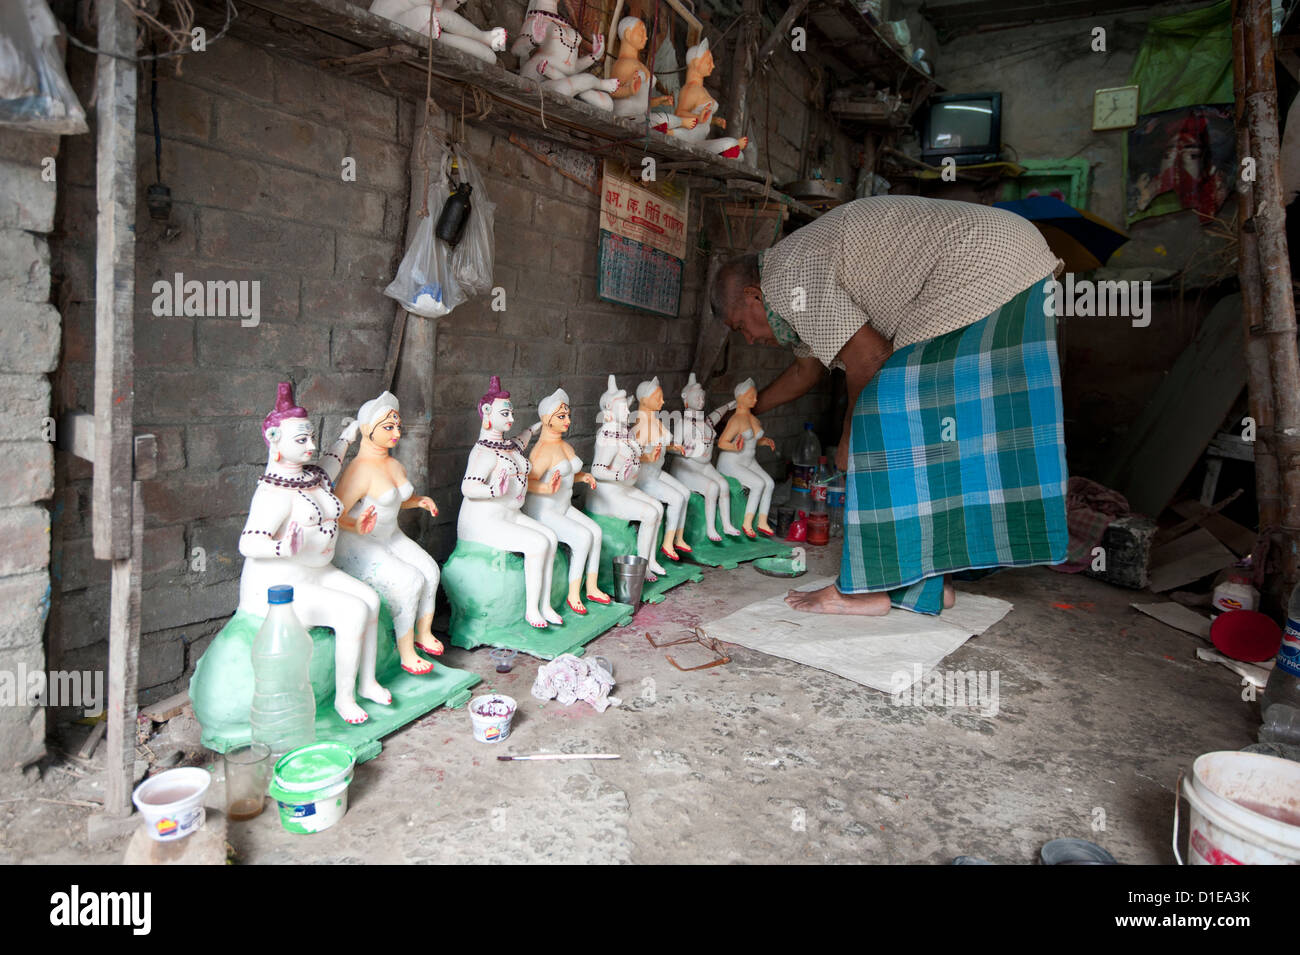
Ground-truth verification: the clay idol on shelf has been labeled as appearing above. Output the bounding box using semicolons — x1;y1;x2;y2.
587;374;668;578
369;0;509;64
522;388;613;615
332;391;444;677
716;378;776;538
513;0;621;111
632;376;692;561
458;376;564;629
668;38;748;159
609;15;674;120
669;373;741;541
237;383;391;725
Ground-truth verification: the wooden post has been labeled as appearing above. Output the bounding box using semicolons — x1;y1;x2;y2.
93;0;137;561
1231;7;1280;546
93;0;141;817
105;476;145;816
724;0;760;164
757;0;813;64
1240;0;1300;591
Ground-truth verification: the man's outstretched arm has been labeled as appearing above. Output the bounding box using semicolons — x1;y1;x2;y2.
754;355;823;415
834;323;893;472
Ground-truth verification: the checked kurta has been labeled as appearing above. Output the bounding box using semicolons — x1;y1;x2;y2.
838;277;1069;615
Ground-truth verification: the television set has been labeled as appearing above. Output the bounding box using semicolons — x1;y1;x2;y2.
919;92;1002;166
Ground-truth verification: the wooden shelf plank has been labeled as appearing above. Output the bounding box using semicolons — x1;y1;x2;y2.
226;0;768;185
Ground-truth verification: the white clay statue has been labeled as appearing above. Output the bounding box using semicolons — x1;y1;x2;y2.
370;0;508;64
669;38;748;159
669;373;741;541
715;377;776;537
632;376;693;561
458;376;564;629
522;388;613;615
332;391;445;676
513;0;621;111
586;375;668;579
237;382;391;726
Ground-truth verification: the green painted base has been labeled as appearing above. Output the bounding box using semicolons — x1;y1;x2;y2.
587;512;703;604
679;477;792;568
442;539;635;658
189;604;480;763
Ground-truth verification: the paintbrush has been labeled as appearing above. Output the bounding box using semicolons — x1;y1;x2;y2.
496;753;621;761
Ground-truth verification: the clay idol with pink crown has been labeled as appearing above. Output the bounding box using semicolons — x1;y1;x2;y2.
191;383;479;755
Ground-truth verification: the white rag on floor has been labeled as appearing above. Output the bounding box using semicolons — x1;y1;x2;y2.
697;577;1014;693
531;654;621;712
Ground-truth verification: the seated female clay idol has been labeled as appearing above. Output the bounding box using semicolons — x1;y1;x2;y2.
522;387;612;615
237;382;391;725
668;373;741;540
586;374;668;579
457;376;564;629
333;391;444;676
715;378;777;537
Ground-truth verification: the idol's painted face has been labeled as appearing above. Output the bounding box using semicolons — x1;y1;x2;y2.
683;387;705;411
370;410;401;448
643;387;664;412
487;398;514;433
547;404;572;435
610;396;630;425
278;418;317;465
736;386;758;409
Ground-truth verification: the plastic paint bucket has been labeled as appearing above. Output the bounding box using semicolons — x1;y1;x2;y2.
469;693;516;743
268;741;357;835
132;767;211;842
1175;751;1300;865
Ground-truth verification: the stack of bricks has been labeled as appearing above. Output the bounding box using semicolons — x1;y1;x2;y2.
0;126;61;771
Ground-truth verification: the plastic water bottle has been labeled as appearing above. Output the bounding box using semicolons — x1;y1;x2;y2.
810;456;832;515
792;423;821;496
1260;583;1300;753
251;585;316;760
827;468;846;537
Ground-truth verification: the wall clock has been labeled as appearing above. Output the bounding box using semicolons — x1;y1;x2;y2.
1092;85;1140;131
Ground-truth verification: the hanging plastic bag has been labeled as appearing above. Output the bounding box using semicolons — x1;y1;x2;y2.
385;137;466;318
0;0;88;134
450;147;495;298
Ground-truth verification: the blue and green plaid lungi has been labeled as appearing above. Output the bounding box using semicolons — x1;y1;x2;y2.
838;275;1069;615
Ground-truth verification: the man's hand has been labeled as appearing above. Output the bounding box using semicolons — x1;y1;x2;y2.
834;324;893;475
835;442;848;474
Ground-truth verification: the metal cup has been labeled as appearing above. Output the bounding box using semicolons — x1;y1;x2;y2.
612;554;648;605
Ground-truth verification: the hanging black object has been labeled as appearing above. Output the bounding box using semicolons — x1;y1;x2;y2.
436;183;473;247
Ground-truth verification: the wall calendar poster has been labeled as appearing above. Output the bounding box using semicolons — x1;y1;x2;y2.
597;161;689;318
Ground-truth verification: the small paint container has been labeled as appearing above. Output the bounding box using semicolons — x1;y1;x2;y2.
489;647;518;673
132;767;211;842
469;693;517;743
268;741;357;835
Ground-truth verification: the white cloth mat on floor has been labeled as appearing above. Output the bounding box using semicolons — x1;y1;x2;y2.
698;577;1014;692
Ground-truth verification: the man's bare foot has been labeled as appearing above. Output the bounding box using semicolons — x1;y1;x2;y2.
784;585;891;616
943;578;956;609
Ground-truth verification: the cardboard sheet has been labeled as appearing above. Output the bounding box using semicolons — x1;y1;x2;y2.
697;577;1014;692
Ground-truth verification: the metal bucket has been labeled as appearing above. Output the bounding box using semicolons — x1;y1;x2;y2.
612;554;648;605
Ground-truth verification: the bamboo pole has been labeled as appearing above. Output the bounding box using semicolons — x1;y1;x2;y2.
1232;6;1281;543
1240;0;1300;591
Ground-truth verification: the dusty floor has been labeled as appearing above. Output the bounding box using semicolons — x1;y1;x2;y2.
0;544;1259;864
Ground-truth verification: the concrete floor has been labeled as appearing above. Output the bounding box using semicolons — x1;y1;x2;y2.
1;544;1259;864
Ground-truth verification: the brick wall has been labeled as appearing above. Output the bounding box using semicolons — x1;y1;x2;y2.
46;12;848;714
0;126;61;771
